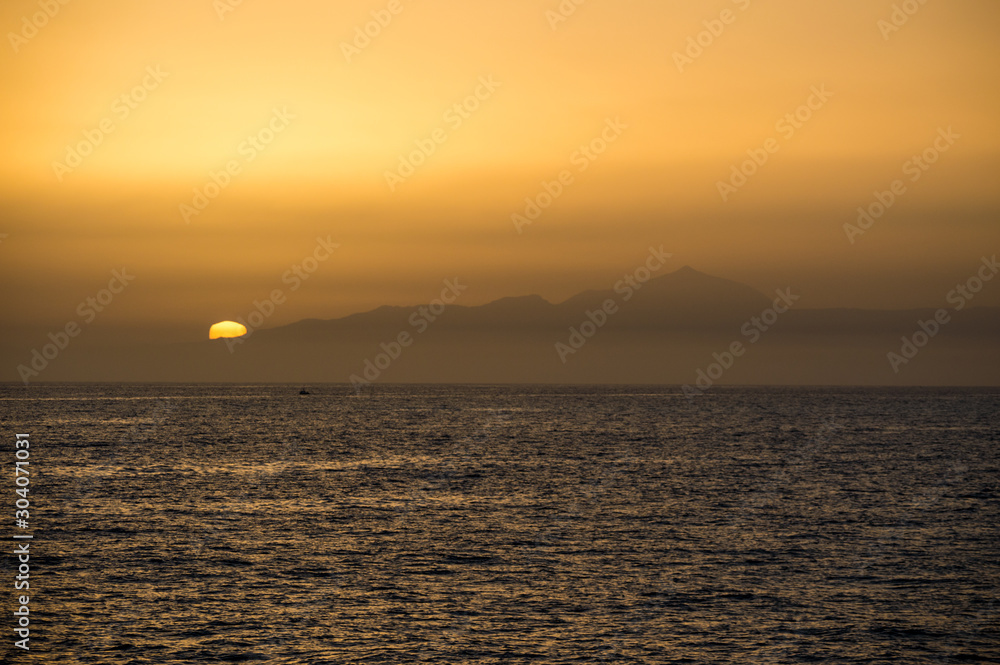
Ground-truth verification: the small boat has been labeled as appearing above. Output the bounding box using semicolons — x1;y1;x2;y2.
299;388;311;395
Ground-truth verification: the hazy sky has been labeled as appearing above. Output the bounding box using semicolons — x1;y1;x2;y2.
2;0;998;340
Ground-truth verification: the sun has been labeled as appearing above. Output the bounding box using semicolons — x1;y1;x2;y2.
209;321;248;340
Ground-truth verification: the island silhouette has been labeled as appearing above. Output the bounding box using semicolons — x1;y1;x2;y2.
6;266;998;385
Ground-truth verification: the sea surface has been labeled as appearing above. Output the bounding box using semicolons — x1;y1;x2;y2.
1;384;998;664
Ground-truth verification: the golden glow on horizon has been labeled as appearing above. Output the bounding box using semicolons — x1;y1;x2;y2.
0;0;998;333
209;321;248;340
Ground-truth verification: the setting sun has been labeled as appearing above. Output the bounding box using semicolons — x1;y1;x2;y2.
209;320;248;340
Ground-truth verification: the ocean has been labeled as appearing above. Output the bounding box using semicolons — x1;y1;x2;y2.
2;384;998;663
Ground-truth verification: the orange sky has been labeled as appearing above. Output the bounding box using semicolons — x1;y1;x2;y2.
1;0;998;340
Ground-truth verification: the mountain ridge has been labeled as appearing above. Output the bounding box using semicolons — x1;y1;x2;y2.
3;266;997;385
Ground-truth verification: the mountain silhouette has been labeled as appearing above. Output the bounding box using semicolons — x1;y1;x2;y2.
5;266;998;385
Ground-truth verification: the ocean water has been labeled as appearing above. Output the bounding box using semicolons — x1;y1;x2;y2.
1;384;998;664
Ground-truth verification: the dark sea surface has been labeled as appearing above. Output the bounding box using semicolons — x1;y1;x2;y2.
1;384;998;664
